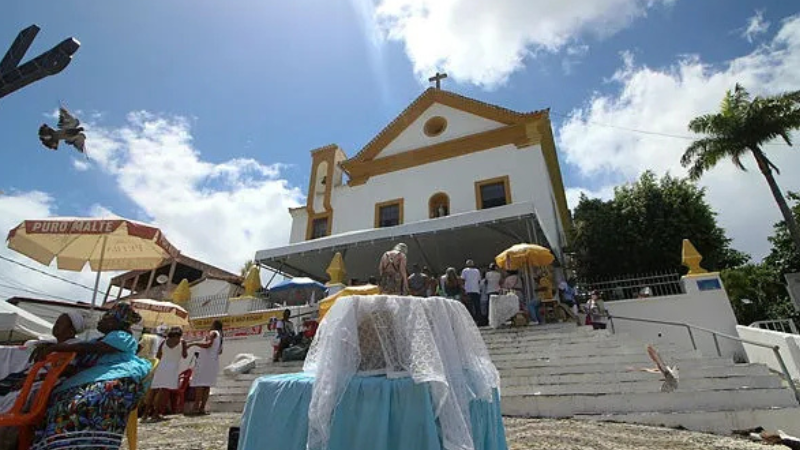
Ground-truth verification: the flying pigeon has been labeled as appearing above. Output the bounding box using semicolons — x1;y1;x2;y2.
646;344;679;392
38;107;86;154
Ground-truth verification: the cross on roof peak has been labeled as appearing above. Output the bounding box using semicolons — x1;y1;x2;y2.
428;72;448;90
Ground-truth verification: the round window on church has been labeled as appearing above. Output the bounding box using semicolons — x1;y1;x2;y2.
423;116;447;137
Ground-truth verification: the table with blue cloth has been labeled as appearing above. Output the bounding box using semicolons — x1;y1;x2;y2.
238;372;507;450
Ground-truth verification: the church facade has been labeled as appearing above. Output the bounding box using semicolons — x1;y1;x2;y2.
257;88;571;281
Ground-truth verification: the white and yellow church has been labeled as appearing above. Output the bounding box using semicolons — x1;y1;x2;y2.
256;86;571;282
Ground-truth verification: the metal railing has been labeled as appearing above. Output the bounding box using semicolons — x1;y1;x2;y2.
582;271;684;301
607;314;800;405
246;297;277;313
185;293;229;318
750;319;799;335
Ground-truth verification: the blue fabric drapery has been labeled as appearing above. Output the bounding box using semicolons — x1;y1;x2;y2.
238;373;507;450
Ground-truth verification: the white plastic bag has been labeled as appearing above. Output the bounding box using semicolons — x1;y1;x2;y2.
223;353;257;377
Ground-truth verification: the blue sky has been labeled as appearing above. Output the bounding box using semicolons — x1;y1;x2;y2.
1;1;799;301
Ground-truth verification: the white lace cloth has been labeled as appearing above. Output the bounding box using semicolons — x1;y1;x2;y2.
488;294;520;329
303;295;500;450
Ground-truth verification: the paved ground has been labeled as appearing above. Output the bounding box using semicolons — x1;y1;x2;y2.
125;413;768;450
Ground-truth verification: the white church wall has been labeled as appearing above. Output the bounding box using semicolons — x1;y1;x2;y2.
736;325;800;381
605;274;744;359
379;103;504;158
192;279;235;299
328;143;561;251
289;208;307;243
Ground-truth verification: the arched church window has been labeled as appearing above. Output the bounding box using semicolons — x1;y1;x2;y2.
429;192;450;219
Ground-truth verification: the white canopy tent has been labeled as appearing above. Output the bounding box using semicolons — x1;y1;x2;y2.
256;202;561;282
0;300;54;343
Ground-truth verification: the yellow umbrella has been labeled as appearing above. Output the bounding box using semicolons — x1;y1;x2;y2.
243;266;262;296
318;284;380;320
171;279;191;303
495;243;554;270
129;298;190;329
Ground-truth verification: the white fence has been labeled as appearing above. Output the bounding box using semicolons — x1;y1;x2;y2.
583;271;684;301
604;273;743;358
750;319;798;335
736;325;800;382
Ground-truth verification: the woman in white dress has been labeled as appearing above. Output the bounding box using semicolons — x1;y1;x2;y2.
188;320;223;415
144;327;187;421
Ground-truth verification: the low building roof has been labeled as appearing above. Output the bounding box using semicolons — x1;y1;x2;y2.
6;296;109;310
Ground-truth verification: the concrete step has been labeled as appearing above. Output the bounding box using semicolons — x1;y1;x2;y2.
487;339;694;356
213;375;782;398
488;338;623;351
483;329;612;345
500;363;772;387
489;347;701;362
484;335;625;350
492;353;722;371
479;323;589;335
501;387;796;417
208;399;247;413
248;363;304;375
497;358;736;378
502;374;783;396
575;407;800;436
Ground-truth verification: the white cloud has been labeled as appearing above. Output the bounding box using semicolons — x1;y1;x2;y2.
72;159;90;171
0;192;114;306
0;113;303;305
562;44;590;75
87;204;118;218
558;14;800;260
83;111;304;273
372;0;672;87
742;10;770;43
565;185;615;212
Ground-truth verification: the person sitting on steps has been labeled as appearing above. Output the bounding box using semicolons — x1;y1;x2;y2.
273;309;300;362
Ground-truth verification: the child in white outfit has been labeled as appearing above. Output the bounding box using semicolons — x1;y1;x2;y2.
144;327;187;421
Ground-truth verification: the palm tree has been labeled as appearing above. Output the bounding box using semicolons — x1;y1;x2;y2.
682;84;800;255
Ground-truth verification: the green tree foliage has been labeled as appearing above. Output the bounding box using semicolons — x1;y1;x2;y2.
722;193;799;324
682;84;800;255
571;171;747;279
721;263;794;325
764;192;800;276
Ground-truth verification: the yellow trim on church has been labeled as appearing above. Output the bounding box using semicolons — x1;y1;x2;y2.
374;198;405;228
475;176;512;210
303;89;573;243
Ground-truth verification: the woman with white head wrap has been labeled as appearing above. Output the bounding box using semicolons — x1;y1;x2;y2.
0;312;85;417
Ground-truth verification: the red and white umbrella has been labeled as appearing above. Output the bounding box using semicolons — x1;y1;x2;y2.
6;217;180;308
129;299;189;329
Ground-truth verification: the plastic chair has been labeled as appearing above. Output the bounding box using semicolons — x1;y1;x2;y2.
125;358;159;450
0;352;76;450
165;368;192;415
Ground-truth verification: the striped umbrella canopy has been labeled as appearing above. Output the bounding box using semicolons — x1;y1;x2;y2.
129;298;190;329
6;217;180;308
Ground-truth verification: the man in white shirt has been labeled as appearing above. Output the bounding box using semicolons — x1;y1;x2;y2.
461;260;483;324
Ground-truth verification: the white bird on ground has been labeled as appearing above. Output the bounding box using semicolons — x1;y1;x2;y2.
647;344;679;392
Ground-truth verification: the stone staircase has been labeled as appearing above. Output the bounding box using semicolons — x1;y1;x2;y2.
210;323;800;434
210;360;305;413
